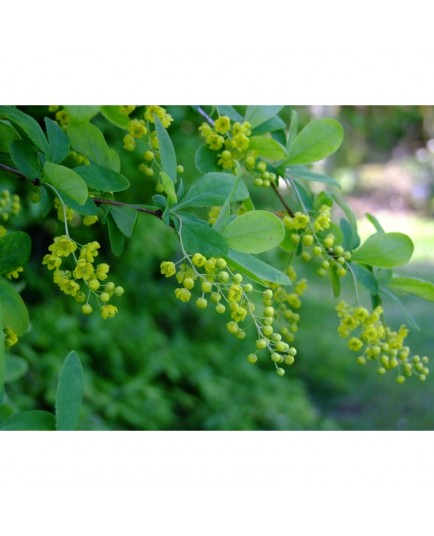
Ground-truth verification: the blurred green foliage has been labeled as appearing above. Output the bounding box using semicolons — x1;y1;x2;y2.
3;105;434;430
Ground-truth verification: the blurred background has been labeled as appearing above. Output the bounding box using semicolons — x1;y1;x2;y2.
3;105;434;430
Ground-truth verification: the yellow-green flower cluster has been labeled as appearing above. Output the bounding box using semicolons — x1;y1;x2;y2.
0;190;20;222
282;205;351;278
270;266;308;344
6;266;24;280
336;300;430;382
42;236;124;319
161;252;298;376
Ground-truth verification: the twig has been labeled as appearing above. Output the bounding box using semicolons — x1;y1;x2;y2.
196;106;215;126
270;181;294;217
93;197;163;219
0;163;40;185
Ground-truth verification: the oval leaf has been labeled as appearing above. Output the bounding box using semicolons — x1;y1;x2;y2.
286;118;344;165
352;232;414;268
74;164;130;192
0;231;31;275
226;250;291;287
180;216;228;258
0;277;29;336
56;351;84;431
109;205;137;237
194;144;220;174
221;210;285;254
5;356;28;383
244;106;284;128
100;106;130;129
0;121;20;152
174;172;249;210
388;276;434;302
66;122;113;169
1;410;56;431
0;106;49;153
63;105;100;123
44;162;88;205
154;115;177;183
248;136;288;161
45;117;70;164
8;139;41;179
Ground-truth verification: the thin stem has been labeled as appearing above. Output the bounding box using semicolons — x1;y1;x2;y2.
196;106;215;126
270;180;294;217
0;163;40;185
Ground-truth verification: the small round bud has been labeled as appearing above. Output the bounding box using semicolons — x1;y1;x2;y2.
256;339;267;350
218;271;229;282
114;286;124;296
247;353;258;364
264;306;274;318
263;289;273;300
276;367;285;377
105;282;115;292
183;278;195;290
233;273;243;284
254;178;264;187
201;281;212;293
196;297;208;309
100;292;110;303
243;283;253;293
262;325;273;337
271;352;281;363
82;304;93;315
143;150;154;161
215;303;226;314
176;165;184;174
284;355;295;366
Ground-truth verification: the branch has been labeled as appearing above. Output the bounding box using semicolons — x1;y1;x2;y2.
196;106;215;126
0;163;40;185
270;181;294;217
93;197;163;219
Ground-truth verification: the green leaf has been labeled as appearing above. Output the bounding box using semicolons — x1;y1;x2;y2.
174;172;249;210
0;121;20;152
107;148;121;172
154;115;177;182
66;122;112;168
74;164;130;192
0;231;31;276
0;277;30;336
4;356;28;383
109;205;137;237
43;161;88;205
244;106;284;128
286;110;299;148
44;117;70;164
1;410;56;431
387;276;434;302
179;215;228;258
350;263;379;294
286;164;340;187
63;105;100;123
286;118;344;165
55;351;84;431
0;106;49;153
331;192;360;249
352;232;414;268
365;213;385;234
194;144;220;173
329;265;341;298
380;286;420;331
107;213;125;256
226;250;291;287
216;106;243;122
55;191;98;216
221;210;285;254
0;310;4;403
8;139;41;179
251;115;287;136
248;136;288;161
100;106;130;129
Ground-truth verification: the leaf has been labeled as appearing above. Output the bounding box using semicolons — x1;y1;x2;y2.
4;356;28;383
221;210;285;254
0;277;30;336
0;231;32;275
109;205;137;237
1;410;56;431
174;172;249;210
179;215;228;258
0;310;4;403
0;106;49;153
67;122;112;168
351;232;414;268
44;117;70;164
107;148;121;172
43;161;88;205
248;136;288;161
286;118;344;165
55;350;84;431
331;192;360;250
107;213;125;256
63;105;100;123
74;164;130;192
388;276;434;302
216;105;243;122
380;286;420;331
251;115;286;136
0;121;20;152
329;265;341;298
8;139;41;179
194;144;220;173
286;164;340;187
160;171;177;206
350;263;379;295
154;115;177;183
100;106;130;129
226;250;291;287
55;191;98;216
365;212;385;234
244;106;284;128
286;110;299;148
